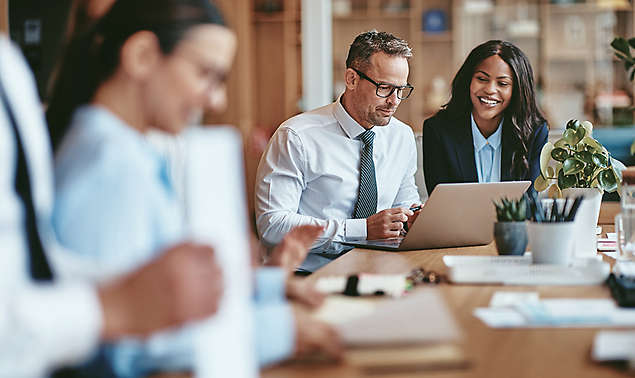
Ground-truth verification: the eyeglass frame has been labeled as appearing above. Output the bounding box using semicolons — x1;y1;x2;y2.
351;67;414;100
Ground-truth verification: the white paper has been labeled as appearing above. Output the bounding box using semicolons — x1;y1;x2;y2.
489;291;539;308
475;298;635;328
442;253;532;267
184;127;256;378
593;331;635;361
450;260;610;285
318;289;461;347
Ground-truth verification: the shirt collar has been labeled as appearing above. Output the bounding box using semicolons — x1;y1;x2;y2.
471;113;503;152
333;93;373;140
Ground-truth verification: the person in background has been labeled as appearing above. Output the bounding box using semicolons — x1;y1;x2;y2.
255;30;422;273
46;0;341;376
422;40;548;195
0;33;224;378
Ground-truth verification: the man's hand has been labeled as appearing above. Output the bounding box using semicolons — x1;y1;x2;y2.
98;242;223;340
268;224;323;272
286;278;325;309
405;203;422;231
293;307;343;360
366;207;414;240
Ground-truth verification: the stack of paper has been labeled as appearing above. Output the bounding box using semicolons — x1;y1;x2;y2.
445;254;610;285
314;289;468;371
475;291;635;328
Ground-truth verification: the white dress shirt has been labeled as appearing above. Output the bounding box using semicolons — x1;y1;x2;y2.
255;97;420;250
0;36;102;377
471;113;502;183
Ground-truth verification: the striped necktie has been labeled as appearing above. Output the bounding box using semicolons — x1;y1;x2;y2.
353;129;377;219
0;82;54;281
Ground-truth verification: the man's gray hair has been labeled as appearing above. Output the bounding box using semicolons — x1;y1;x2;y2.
345;30;412;70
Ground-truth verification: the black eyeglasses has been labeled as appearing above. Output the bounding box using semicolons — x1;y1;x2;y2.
352;67;414;100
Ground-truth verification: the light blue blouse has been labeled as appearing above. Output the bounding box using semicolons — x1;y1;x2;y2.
53;105;293;377
470;113;502;183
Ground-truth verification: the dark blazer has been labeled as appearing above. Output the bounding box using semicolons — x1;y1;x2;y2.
422;111;548;195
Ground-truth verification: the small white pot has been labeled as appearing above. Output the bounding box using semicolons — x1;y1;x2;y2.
561;187;602;259
527;221;576;265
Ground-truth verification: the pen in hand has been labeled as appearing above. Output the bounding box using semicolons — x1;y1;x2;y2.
402;205;423;235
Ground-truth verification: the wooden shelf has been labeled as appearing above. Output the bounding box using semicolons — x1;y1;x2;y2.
547;2;632;14
253;12;286;23
333;11;410;21
419;31;453;43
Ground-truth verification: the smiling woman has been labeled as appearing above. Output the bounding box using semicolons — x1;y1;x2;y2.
421;40;549;195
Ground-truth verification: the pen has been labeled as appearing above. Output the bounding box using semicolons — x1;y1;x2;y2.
403;205;423;234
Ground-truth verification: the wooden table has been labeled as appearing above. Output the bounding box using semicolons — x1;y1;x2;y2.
263;202;630;378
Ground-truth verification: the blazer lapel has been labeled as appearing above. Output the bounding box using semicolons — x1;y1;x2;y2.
501;119;514;181
451;113;478;182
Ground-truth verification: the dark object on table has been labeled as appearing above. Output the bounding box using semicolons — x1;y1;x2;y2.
494;222;527;255
607;273;635;307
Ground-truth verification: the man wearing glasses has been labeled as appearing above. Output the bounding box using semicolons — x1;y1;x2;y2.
255;31;421;272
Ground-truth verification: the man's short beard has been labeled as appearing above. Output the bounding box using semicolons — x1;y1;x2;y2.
368;113;391;127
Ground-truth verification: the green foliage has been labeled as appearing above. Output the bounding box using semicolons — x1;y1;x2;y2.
612;37;635;82
494;196;527;222
534;119;626;196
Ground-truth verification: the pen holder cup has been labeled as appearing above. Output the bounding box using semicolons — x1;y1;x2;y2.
527;221;575;265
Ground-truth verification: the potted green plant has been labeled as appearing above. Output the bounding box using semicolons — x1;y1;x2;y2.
493;196;528;255
533;119;626;258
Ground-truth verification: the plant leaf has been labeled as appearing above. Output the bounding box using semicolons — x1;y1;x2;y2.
563;128;581;145
592;153;609;168
566;119;581;130
581;136;602;152
562;158;585;175
551;147;570;162
574;150;593;163
558;168;577;189
616;51;630;62
547;184;562;198
611;157;626;182
629;37;635;49
575;126;586;142
517;198;527;221
540;142;554;177
598;169;618;192
534;174;549;192
612;37;631;56
546;166;555;178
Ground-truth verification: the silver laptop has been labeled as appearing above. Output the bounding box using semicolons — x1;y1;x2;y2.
342;181;531;251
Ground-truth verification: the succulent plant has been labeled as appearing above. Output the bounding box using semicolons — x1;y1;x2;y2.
494;196;527;222
533;119;626;197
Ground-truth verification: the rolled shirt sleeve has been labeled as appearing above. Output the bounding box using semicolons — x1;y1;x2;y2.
255;127;354;246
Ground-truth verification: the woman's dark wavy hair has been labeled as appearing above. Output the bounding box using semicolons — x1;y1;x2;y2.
439;40;546;179
46;0;225;150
